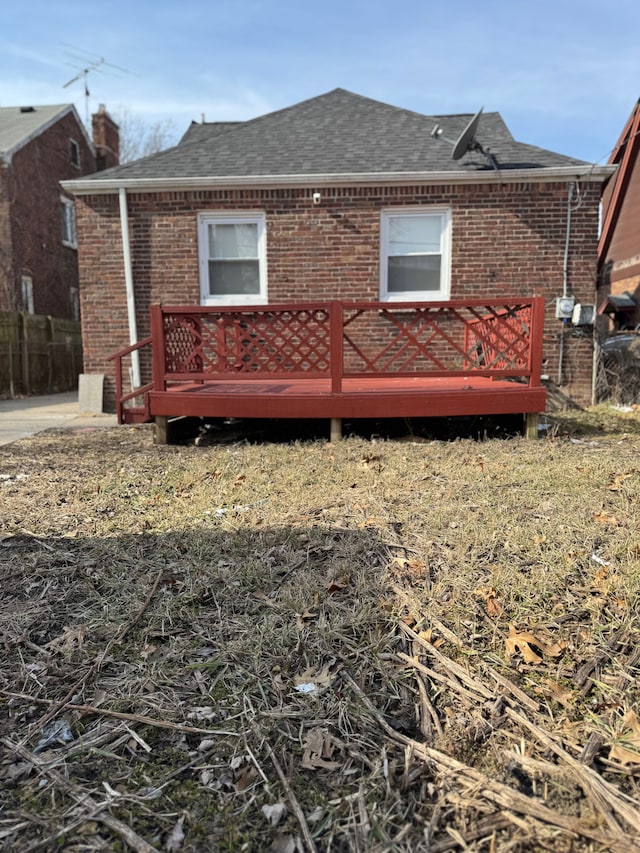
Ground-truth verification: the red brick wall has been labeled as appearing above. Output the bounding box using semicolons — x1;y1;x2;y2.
76;181;601;410
1;110;96;317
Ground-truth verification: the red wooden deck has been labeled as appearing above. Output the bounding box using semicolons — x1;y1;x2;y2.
111;299;547;440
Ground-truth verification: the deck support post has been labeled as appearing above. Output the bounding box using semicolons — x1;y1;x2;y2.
330;418;342;442
155;416;169;445
524;413;539;440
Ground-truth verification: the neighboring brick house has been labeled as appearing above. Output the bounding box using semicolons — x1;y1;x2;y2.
598;98;640;329
0;103;118;319
63;89;613;411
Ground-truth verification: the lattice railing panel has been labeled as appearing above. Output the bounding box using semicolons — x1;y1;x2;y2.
163;315;206;373
342;303;534;376
162;308;332;375
464;306;533;371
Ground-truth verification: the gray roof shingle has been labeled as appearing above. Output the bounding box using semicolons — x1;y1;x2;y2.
0;104;73;157
78;88;588;183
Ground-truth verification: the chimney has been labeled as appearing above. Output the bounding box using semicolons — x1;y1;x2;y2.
92;104;120;171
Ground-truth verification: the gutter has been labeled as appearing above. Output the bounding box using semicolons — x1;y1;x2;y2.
62;164;616;196
118;187;141;389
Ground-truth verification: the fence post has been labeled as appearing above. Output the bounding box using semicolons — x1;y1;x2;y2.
21;338;30;395
8;342;14;397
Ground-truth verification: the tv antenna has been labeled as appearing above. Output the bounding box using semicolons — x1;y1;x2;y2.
431;107;499;170
61;44;130;124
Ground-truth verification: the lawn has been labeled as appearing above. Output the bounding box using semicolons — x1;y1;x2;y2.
1;410;640;852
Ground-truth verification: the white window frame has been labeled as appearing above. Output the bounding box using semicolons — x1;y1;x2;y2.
197;212;267;305
70;286;80;321
380;207;452;302
70;138;80;167
61;196;77;249
21;276;34;314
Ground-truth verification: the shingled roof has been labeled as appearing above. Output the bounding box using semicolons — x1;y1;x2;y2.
64;88;605;192
0;104;81;160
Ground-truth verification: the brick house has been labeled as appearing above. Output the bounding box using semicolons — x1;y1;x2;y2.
63;89;613;412
0;103;119;319
598;98;640;329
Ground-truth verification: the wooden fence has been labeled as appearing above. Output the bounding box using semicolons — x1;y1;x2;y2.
0;312;83;397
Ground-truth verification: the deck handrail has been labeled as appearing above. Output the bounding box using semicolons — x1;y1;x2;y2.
149;298;544;389
108;335;153;424
113;299;546;421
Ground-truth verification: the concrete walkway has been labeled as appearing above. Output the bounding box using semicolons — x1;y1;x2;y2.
0;392;117;446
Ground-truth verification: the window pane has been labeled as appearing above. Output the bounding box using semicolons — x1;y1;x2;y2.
208;223;258;259
208;260;260;295
61;201;76;244
388;256;441;293
388;216;441;255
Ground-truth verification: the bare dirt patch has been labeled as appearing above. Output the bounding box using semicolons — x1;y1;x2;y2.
1;411;640;852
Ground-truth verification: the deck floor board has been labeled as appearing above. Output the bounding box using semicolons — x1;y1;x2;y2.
148;376;546;420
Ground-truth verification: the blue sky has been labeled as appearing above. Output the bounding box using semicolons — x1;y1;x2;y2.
2;0;639;163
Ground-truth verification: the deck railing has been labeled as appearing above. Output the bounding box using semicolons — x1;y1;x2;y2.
111;298;545;423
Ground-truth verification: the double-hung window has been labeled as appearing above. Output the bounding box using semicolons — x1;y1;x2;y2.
198;213;267;305
61;197;77;248
380;208;451;301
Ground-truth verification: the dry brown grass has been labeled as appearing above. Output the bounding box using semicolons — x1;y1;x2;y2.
1;410;640;852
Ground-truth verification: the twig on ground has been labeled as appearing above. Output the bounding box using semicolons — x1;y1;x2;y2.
2;691;239;738
249;722;318;853
482;665;540;713
341;670;638;851
580;644;640;765
505;706;640;837
394;652;482;705
574;626;628;692
398;622;493;699
415;671;443;738
27;568;164;738
1;738;160;853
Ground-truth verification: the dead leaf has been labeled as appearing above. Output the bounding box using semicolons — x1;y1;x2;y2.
417;628;445;649
253;590;277;607
504;625;566;665
140;643;158;660
326;575;349;594
609;710;640;766
475;586;504;618
535;679;575;708
234;763;259;791
591;565;613;594
271;834;303;853
301;726;340;770
293;662;337;690
593;510;620;526
608;472;634;491
46;625;87;654
295;610;318;630
360;453;382;465
164;816;185;852
90;689;107;708
262;802;287;826
390;556;426;575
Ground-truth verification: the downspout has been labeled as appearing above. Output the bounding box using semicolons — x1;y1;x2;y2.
558;182;575;385
118;186;141;388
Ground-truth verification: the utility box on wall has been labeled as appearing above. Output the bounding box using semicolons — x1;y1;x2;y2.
572;304;596;326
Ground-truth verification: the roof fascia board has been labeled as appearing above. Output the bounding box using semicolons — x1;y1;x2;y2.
63;165;615;195
2;104;94;165
598;100;640;262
